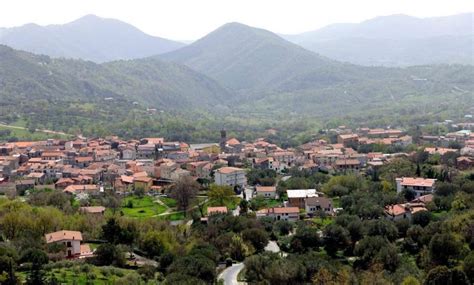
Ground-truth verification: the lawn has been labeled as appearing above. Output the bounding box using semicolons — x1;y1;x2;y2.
159;196;177;208
158;211;187;221
120;196;167;218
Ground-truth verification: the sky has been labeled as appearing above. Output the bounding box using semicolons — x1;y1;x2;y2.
0;0;472;40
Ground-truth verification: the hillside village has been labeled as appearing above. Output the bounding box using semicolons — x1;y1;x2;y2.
0;123;473;284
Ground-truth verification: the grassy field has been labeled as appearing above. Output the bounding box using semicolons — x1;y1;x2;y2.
158;196;177;208
158;211;187;221
0;125;70;141
19;264;135;285
120;196;167;218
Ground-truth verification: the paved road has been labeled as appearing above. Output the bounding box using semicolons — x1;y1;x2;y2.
218;263;245;285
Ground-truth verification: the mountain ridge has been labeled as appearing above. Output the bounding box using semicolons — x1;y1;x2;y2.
0;14;185;62
284;13;473;66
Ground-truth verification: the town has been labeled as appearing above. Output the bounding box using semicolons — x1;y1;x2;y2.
0;122;473;284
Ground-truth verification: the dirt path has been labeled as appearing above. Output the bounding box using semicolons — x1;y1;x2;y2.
0;123;70;136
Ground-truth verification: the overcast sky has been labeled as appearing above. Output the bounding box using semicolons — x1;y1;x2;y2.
0;0;472;40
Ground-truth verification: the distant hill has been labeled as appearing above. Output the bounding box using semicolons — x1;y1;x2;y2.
0;15;185;62
161;22;474;119
0;45;230;132
284;13;474;66
161;22;368;93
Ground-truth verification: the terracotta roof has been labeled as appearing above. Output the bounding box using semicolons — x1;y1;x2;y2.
384;204;408;216
396;177;436;188
226;138;241;146
256;186;276;192
64;185;99;194
45;230;83;243
216;167;244;174
263;207;299;214
207;206;228;215
80;206;106;214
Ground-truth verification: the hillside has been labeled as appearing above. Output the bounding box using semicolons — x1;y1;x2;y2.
0;45;231;134
284;13;474;66
161;22;364;93
161;22;473;116
0;15;185;62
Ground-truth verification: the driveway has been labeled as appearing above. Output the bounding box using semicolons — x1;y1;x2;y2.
218;263;245;285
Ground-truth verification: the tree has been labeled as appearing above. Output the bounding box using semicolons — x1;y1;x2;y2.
140;231;164;260
273;220;293;236
366;219;398;241
323;224;351;256
207;184;235;207
412;211;432;227
167;255;216;284
94;244;125;267
429;233;462;265
21;248;49;285
101;217;122;244
402;276;421;285
463;251;474;282
170;176;199;211
424;266;451;285
239;199;248;214
290;226;321;253
242;228;269;252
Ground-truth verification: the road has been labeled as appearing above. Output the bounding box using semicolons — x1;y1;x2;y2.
218;263;245;285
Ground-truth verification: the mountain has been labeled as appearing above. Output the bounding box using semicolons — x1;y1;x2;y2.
0;45;230;133
0;15;185;62
160;22;370;93
284;13;474;66
161;22;473;120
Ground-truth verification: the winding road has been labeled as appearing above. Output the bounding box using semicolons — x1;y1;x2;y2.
218;263;245;285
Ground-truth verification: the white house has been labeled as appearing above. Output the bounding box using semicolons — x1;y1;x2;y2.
45;230;84;258
396;177;437;198
214;167;247;187
256;207;300;221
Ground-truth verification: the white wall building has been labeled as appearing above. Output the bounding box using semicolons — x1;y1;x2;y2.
396;177;436;198
214;167;247;187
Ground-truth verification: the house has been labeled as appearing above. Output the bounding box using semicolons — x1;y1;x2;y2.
15;179;35;193
121;147;137;160
79;206;106;215
255;186;277;199
27;172;46;184
384;203;428;221
457;156;474;170
207;206;228;215
45;230;84;258
64;184;100;195
335;159;361;173
256;207;300;221
305;197;333;215
337;134;359;147
287;189;318;208
396;177;437;198
214;167;247;188
384;204;412;221
134;176;153;192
